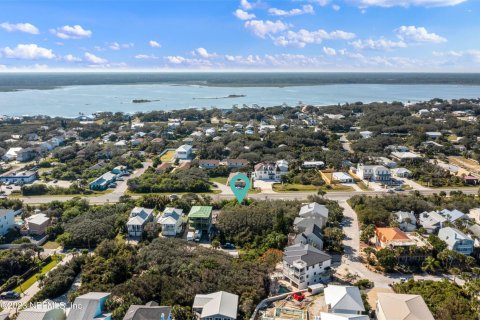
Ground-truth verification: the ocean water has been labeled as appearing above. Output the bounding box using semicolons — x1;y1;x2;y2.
0;73;479;117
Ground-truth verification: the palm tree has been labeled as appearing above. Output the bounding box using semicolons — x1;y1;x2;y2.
421;256;440;273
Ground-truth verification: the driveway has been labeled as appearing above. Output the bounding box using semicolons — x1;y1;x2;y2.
252;180;276;193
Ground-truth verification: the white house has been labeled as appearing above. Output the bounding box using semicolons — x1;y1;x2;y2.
393;211;417;232
157;207;183;236
332;172;354;183
419;211;447;234
0;170;37;185
324;285;365;315
359;131;373;139
2;147;22;161
0;209;15;236
439;209;467;223
356;164;391;183
302;161;325;169
425;131;442;139
253;160;288;181
318;313;368;320
438;227;474;255
174;145;192;160
391;168;412;178
295;202;329;230
282;243;331;289
193;291;239;320
127;207;154;238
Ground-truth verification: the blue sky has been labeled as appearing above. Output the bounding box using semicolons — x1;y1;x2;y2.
0;0;479;71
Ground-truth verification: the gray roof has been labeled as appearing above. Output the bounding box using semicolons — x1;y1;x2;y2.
67;292;110;320
283;243;331;267
128;207;153;226
123;305;171;320
299;202;329;219
438;227;472;250
193;291;239;319
394;211;416;224
325;285;365;313
419;211;446;228
468;224;480;238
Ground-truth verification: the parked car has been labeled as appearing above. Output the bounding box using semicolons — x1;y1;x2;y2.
169;194;179;200
0;291;20;300
292;292;305;302
53;180;58;183
386;189;395;194
222;243;236;250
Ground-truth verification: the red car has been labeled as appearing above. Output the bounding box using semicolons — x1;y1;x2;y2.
292;292;305;302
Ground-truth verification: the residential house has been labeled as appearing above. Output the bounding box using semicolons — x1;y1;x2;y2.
127;207;154;238
359;131;373;139
123;302;171;320
419;211;447;234
376;157;397;168
253;160;289;181
391;168;412;178
295;203;329;230
393;211;417;232
2;147;22;161
89;172;117;191
24;213;50;236
356;165;391;183
16;148;37;162
293;224;324;249
156;162;172;173
205;128;216;136
324;285;365;315
158;207;183;236
464;175;479;185
0;209;15;236
0;170;37;185
439;209;467;223
67;292;112;320
425;131;442;139
376;293;434;320
438;227;474;255
282;243;332;289
302;161;325;169
188;206;213;232
174;145;192;160
193;291;239;320
390;152;421;161
375;227;416;248
112;166;128;175
198;160;221;169
332;172;354;183
469;208;480;224
17;301;66;320
220;159;249;168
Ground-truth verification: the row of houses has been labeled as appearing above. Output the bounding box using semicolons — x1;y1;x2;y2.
2;136;65;162
198;159;249;169
283;203;332;289
13;290;239;320
126;206;213;240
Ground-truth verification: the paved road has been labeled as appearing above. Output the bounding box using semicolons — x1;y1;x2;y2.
17;161;151;204
2;253;73;316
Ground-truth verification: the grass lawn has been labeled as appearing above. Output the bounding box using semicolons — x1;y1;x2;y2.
272;183;319;192
127;189;222;196
356;181;369;190
210;176;228;185
13;256;63;293
42;241;60;249
320;184;355;192
160;150;175;162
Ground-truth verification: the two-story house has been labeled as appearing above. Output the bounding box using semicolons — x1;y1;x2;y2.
174;145;192;160
356;164;391;183
438;227;474;255
127;207;154;239
282;243;331;289
158;207;183;236
252;160;288;181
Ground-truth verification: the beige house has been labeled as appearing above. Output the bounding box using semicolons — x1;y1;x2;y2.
24;213;50;236
376;293;434;320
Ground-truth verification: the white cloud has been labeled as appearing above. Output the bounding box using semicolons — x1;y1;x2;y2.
312;0;331;5
274;29;356;48
84;52;107;64
1;44;55;60
268;5;314;17
332;4;341;10
166;56;186;64
0;22;39;34
396;26;447;43
234;9;256;20
109;42;134;50
240;0;253;10
244;20;290;38
193;47;218;59
350;38;407;50
63;54;82;62
348;0;467;7
149;40;161;48
323;46;337;56
432;50;480;63
135;54;159;59
50;25;92;39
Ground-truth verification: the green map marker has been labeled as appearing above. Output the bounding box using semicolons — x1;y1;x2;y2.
229;173;251;204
